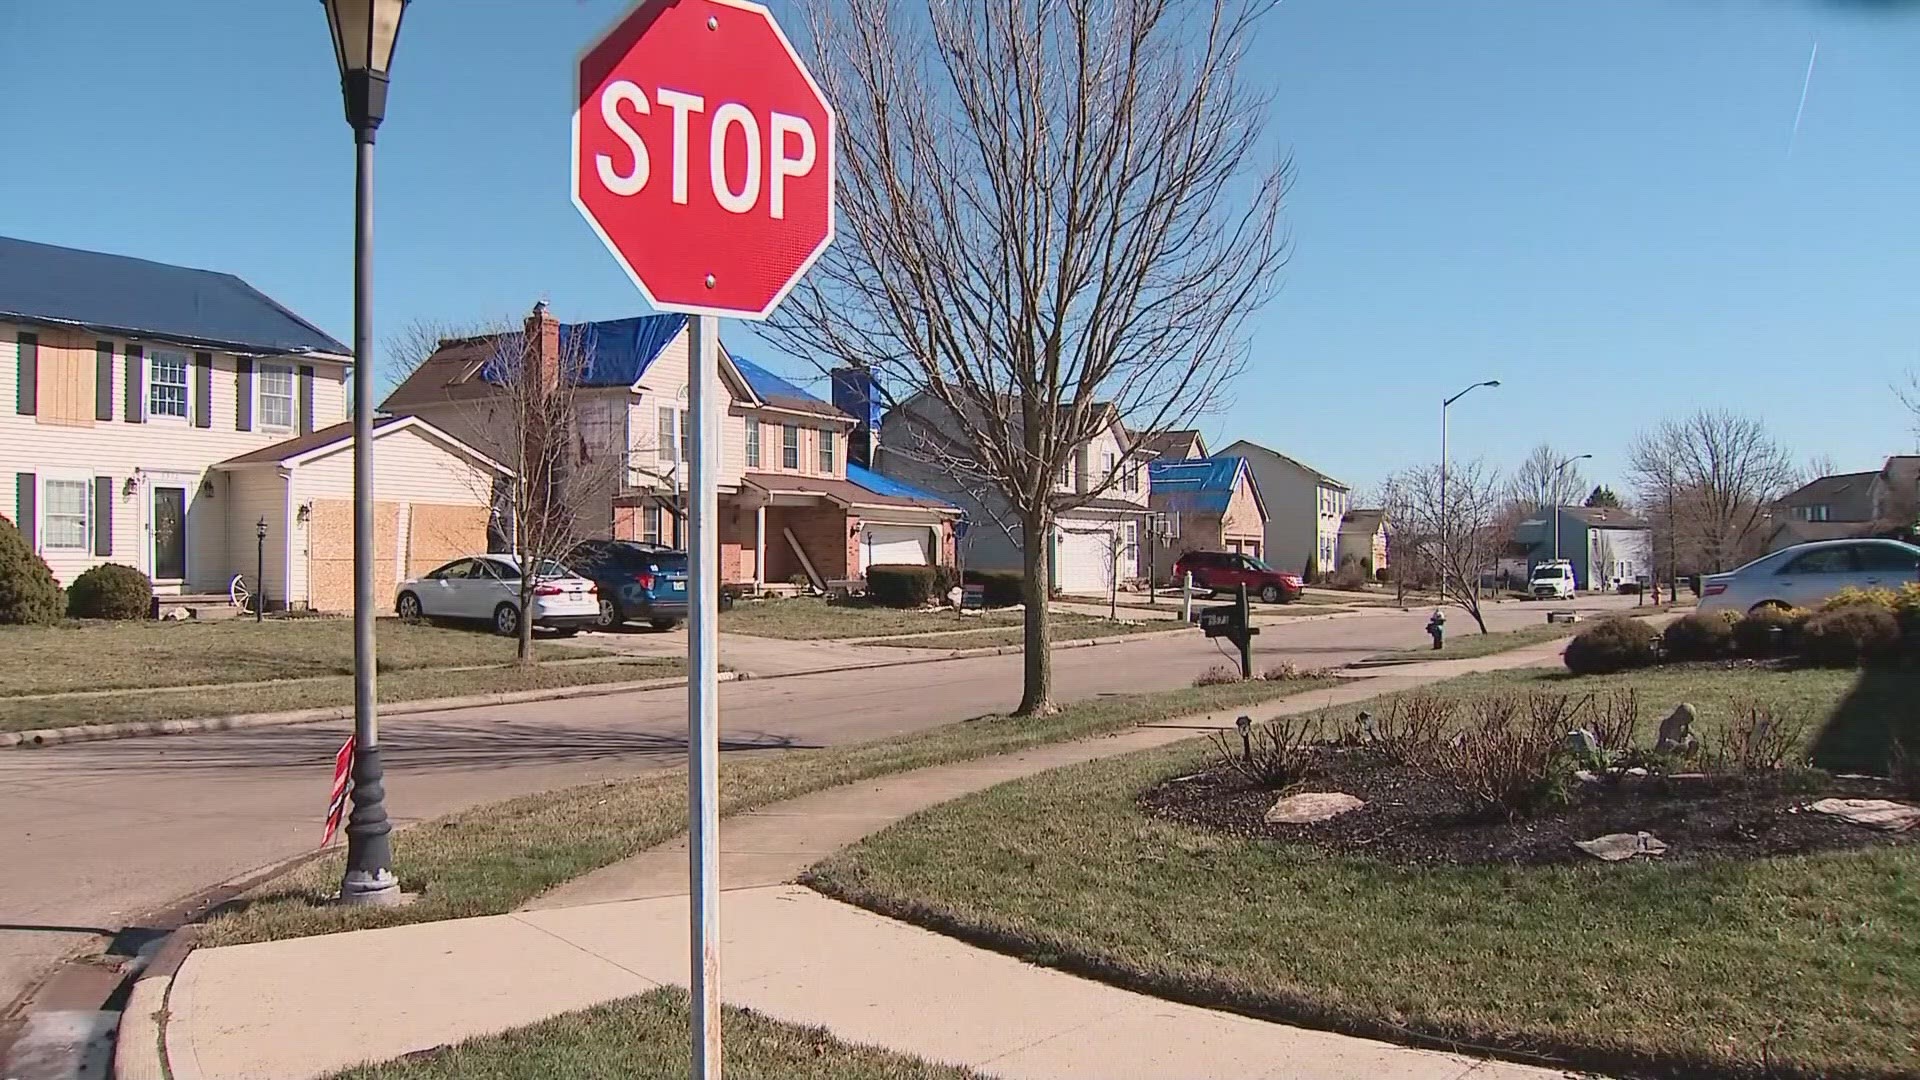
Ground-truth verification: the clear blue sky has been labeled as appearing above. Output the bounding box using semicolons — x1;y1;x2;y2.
3;0;1915;498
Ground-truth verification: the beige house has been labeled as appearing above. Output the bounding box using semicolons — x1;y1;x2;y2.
1;235;505;611
1219;439;1351;578
1147;455;1269;582
1337;509;1389;575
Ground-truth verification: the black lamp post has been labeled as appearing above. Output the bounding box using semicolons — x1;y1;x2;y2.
322;0;409;906
255;517;268;624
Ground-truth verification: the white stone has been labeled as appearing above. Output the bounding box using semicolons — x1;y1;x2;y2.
1574;831;1669;861
1809;798;1920;833
1264;791;1364;824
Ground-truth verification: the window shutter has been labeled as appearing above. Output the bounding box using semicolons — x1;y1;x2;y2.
15;473;34;545
193;352;213;428
298;365;315;434
93;476;112;556
235;358;254;431
15;332;36;416
124;345;144;422
94;341;115;421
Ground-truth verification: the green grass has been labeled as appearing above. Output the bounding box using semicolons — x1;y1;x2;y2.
720;596;1025;639
867;617;1178;650
0;618;601;697
327;988;984;1080
197;677;1334;948
1367;621;1578;662
808;664;1920;1079
0;658;685;733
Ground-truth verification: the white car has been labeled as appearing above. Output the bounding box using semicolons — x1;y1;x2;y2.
395;555;600;637
1529;560;1577;600
1696;538;1920;615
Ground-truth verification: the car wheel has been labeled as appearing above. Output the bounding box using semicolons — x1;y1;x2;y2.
596;598;623;629
1749;600;1791;614
396;592;422;620
650;618;682;631
1260;584;1282;603
493;603;521;637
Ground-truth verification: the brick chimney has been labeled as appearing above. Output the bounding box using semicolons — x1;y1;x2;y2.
523;300;561;393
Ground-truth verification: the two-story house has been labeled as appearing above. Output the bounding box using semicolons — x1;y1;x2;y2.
1218;439;1350;578
1146;455;1268;582
382;304;958;590
2;236;507;611
876;393;1153;595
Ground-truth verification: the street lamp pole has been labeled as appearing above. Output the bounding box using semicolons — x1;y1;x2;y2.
1439;380;1500;597
1550;453;1593;568
323;0;409;907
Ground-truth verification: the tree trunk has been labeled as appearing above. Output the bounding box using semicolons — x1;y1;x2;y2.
1016;509;1054;716
517;574;536;664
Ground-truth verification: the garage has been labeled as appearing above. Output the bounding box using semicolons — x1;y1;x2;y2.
859;523;931;571
1053;522;1118;594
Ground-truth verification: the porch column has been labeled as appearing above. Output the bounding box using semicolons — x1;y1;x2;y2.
754;504;767;587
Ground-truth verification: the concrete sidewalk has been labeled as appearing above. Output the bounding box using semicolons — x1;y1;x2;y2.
148;640;1583;1080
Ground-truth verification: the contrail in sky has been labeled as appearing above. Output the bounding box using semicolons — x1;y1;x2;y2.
1789;41;1819;156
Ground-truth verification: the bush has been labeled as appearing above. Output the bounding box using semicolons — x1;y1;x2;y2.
1192;664;1243;687
929;564;959;599
1799;604;1900;663
1374;566;1390;583
66;563;153;620
0;514;64;625
1707;701;1809;775
1261;662;1330;682
1563;616;1658;675
963;568;1025;607
1211;714;1321;788
1661;611;1735;661
1328;559;1370;591
1821;585;1898;614
1732;606;1808;657
1896;582;1920;631
865;564;940;607
1428;692;1576;817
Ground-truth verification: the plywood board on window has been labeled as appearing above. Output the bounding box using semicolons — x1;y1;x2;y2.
406;503;490;578
35;331;95;426
306;498;401;612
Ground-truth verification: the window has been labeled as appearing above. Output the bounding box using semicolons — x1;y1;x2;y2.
818;428;835;474
428;559;475;580
1103;452;1117;485
1058;460;1073;490
656;407;676;464
782;423;800;470
745;420;761;468
149;348;189;419
258;363;295;430
1782;548;1853;575
1124;521;1139;562
643;505;663;544
1800;504;1831;522
41;478;89;551
1854;542;1920;573
1123;463;1139;494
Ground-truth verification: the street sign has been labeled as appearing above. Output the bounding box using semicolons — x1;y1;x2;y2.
322;734;355;847
573;0;836;320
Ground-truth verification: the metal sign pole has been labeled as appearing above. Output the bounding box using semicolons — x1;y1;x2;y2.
687;312;723;1078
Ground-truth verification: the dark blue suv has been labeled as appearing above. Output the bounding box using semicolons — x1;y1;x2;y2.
563;540;689;631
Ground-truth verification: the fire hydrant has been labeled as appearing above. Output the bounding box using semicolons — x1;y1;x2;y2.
1427;609;1446;650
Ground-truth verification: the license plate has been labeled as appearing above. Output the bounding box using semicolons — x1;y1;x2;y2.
671;580;686;592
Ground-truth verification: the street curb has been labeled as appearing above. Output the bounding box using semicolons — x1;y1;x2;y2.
111;968;170;1080
0;672;727;750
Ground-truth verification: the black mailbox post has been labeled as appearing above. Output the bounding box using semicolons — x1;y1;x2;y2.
1198;583;1259;678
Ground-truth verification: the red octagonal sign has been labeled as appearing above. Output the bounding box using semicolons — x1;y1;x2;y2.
573;0;835;320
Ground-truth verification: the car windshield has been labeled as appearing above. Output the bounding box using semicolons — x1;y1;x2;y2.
1246;556;1274;572
520;559;572;579
1533;567;1567;579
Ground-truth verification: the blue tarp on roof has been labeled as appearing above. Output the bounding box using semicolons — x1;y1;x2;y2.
731;353;832;411
1149;456;1246;513
848;463;952;506
558;314;687;387
0;235;350;356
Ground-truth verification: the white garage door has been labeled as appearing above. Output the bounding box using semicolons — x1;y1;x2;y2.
1054;524;1116;594
860;524;930;571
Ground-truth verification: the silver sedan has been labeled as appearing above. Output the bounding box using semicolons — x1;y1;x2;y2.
1696;538;1920;615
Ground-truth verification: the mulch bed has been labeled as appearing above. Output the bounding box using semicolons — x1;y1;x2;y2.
1138;748;1917;866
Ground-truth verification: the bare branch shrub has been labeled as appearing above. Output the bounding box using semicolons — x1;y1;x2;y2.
1429;693;1575;817
1709;701;1810;775
1212;715;1321;788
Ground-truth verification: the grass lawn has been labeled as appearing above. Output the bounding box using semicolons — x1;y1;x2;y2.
0;657;685;733
867;617;1177;650
1366;621;1577;662
0;618;602;698
198;677;1334;948
808;663;1920;1079
720;596;1025;639
328;988;984;1080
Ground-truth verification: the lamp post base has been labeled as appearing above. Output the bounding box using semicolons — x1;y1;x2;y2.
338;869;405;906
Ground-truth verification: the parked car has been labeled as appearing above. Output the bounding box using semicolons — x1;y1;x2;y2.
562;540;690;630
1171;550;1303;604
1696;538;1920;615
1529;560;1577;600
395;555;599;636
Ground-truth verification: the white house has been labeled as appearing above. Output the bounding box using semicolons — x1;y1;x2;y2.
1218;439;1350;578
2;235;505;611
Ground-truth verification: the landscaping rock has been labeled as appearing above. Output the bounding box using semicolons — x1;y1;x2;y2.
1809;798;1920;833
1264;791;1365;824
1574;831;1669;861
1655;703;1698;755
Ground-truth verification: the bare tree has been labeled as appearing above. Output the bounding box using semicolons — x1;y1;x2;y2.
1378;461;1503;632
1627;408;1796;575
765;0;1290;714
382;317;492;398
1507;443;1589;514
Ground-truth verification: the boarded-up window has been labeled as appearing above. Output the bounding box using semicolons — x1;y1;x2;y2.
34;333;97;426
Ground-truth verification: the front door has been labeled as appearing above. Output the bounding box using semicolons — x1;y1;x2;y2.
152;486;187;581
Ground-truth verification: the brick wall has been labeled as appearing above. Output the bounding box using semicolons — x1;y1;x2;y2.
765;504;848;584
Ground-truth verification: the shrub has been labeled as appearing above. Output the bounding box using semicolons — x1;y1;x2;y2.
865;564;940;607
1261;662;1330;682
1428;692;1576;817
1821;585;1898;614
1563;616;1658;675
66;563;153;620
1707;701;1808;775
1328;559;1371;591
929;564;959;599
0;515;64;625
1374;566;1390;583
1896;582;1920;631
1365;691;1452;766
1661;611;1734;661
1800;604;1900;663
963;568;1025;607
1212;714;1321;788
1732;606;1807;657
1192;664;1243;687
1573;688;1641;779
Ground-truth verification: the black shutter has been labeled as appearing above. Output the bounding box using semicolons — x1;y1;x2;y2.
124;345;144;423
94;341;114;421
15;332;36;416
15;473;34;543
235;358;253;432
193;352;213;428
298;364;315;434
93;476;112;556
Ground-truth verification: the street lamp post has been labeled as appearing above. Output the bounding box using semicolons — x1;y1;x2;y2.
1439;380;1500;597
255;517;268;624
322;0;409;907
1551;453;1594;568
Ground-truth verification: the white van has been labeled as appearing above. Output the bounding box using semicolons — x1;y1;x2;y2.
1529;560;1577;600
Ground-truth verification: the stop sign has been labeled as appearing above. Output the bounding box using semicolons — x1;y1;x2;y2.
573;0;835;320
